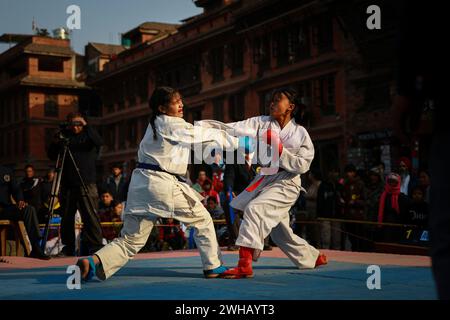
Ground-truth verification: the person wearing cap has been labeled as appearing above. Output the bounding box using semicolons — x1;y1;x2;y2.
377;173;410;242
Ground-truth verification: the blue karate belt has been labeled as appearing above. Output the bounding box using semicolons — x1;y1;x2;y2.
136;162;187;183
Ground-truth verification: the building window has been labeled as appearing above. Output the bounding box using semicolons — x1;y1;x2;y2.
315;74;336;116
117;83;125;110
119;121;126;149
0;100;5;125
253;35;271;75
6;97;12;123
38;56;64;72
103;89;114;114
6;131;12;156
44;95;59;117
104;124;116;152
313;17;334;54
297;79;313;106
0;132;4;158
44;127;55;152
126;78;136;107
138;73;149;102
259;90;272;115
228;91;245;121
127;119;138;148
292;24;311;61
212;98;224;121
226;42;244;76
21;93;27;120
22;128;27;154
210;46;224;82
273;29;290;66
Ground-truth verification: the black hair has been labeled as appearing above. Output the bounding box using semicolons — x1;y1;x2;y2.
101;190;113;196
270;87;307;125
110;200;121;208
24;164;34;170
111;163;122;170
148;86;180;140
207;196;218;204
66;111;84;121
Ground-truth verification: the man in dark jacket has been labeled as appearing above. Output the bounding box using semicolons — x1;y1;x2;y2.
47;112;103;256
102;164;129;203
0;165;49;259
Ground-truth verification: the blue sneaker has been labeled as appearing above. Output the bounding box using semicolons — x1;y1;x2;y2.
76;256;97;282
203;265;228;278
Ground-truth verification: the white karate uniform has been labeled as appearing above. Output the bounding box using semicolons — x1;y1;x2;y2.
198;116;320;269
95;115;239;280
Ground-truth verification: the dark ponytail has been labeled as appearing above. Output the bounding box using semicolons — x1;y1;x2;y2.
271;88;307;125
148;86;180;140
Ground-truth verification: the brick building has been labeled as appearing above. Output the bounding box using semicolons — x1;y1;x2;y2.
88;0;414;180
0;34;90;176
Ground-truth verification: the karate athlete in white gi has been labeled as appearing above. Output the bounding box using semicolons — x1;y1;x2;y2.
198;88;328;278
76;86;245;281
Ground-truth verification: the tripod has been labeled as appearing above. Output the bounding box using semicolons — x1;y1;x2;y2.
40;139;98;254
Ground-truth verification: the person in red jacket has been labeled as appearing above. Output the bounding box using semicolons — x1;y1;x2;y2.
158;218;186;250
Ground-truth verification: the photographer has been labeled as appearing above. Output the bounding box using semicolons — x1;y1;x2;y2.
47;112;104;256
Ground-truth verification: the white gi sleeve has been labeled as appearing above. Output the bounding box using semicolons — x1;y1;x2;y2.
159;122;239;151
196;116;263;138
279;127;315;174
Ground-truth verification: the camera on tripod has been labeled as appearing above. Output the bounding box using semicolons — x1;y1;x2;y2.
56;121;83;142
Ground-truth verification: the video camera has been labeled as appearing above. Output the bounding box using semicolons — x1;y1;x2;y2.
56;121;84;142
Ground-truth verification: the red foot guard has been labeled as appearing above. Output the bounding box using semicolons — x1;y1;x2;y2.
221;246;254;279
315;253;328;268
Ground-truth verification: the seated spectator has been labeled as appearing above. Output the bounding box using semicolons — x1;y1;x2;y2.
206;196;224;220
99;199;122;242
98;191;114;213
200;180;220;207
192;170;208;193
407;186;429;229
112;201;123;222
377;173;410;242
158;218;186;250
20;164;42;213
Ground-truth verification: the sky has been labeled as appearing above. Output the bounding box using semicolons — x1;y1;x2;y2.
0;0;203;54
